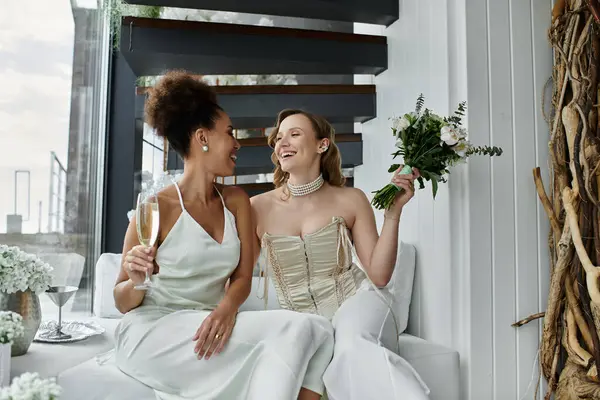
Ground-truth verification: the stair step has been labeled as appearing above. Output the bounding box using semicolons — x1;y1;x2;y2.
126;0;399;26
120;16;387;76
238;178;355;197
237;133;360;147
165;134;362;174
233;134;362;175
137;84;376;129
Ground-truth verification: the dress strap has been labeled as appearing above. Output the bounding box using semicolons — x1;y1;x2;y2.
173;182;185;211
213;184;226;207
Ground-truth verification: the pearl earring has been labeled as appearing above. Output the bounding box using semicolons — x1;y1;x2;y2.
202;145;209;152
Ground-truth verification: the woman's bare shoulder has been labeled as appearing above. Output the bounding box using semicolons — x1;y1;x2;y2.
217;184;250;212
156;185;181;210
328;185;369;203
250;187;280;211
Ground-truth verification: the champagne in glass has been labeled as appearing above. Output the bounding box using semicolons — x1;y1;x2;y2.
134;192;159;290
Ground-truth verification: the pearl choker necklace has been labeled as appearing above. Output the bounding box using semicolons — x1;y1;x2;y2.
287;174;324;196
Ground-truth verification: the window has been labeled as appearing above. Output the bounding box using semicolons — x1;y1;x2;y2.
142;123;165;182
0;1;110;319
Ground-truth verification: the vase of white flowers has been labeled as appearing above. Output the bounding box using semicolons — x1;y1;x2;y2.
0;245;53;356
0;312;24;386
0;372;61;399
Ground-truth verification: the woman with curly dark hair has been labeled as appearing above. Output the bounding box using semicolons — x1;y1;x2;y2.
113;71;334;400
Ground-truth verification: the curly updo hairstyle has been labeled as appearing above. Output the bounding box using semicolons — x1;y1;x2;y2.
268;109;345;188
144;70;222;158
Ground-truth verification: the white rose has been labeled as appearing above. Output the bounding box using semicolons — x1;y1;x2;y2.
392;116;410;132
453;139;471;157
440;126;459;146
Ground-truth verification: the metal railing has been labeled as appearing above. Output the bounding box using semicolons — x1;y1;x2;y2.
48;151;67;233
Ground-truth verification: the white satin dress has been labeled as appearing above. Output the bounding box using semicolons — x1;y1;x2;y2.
114;183;334;399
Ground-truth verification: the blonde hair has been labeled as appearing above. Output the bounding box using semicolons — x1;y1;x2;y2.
268;109;346;189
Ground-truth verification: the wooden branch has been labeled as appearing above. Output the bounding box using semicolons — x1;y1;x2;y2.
553;0;566;22
562;187;600;304
533;167;562;238
541;222;574;378
512;312;546;327
565;274;595;352
575;15;594;56
588;0;600;23
595;206;600;265
563;104;582;195
565;307;593;366
544;341;561;400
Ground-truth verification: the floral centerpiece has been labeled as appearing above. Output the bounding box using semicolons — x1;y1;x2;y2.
0;245;53;356
0;245;53;295
0;372;61;400
371;94;503;210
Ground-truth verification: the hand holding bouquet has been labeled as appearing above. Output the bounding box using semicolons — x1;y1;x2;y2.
371;94;503;210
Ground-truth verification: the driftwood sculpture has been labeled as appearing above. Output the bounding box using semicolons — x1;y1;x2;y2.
519;0;600;398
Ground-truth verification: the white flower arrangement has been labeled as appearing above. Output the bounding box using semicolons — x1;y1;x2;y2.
371;94;503;209
0;372;61;400
0;312;24;345
0;246;53;295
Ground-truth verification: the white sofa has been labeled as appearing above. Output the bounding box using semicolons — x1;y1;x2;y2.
14;243;460;399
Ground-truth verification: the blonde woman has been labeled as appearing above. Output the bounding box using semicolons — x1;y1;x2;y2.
251;109;430;400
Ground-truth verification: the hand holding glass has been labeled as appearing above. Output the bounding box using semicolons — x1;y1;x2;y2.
134;192;159;290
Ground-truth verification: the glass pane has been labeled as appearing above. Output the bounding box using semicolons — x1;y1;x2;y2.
0;2;109;319
141;141;165;184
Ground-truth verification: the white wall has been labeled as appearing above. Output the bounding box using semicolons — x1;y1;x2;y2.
354;0;553;399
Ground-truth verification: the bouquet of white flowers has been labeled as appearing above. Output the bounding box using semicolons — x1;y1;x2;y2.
0;372;61;400
0;246;53;295
371;94;503;210
0;312;24;345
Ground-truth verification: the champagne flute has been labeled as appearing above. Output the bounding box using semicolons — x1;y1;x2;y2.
134;191;159;290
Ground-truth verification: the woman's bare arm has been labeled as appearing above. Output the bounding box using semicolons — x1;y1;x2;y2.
349;188;401;287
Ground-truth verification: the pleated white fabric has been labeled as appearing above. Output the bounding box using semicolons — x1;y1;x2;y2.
114;183;334;399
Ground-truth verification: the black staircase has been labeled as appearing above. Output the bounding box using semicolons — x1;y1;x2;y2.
103;0;397;253
126;0;399;25
121;17;387;76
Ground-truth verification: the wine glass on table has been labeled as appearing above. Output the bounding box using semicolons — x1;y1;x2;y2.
42;286;78;340
134;191;159;290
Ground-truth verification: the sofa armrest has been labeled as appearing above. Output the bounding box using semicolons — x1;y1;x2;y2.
397;334;460;400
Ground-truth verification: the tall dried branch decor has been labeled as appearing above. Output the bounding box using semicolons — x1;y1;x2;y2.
516;0;600;398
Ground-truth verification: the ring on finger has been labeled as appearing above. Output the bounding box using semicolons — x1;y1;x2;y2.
215;333;221;340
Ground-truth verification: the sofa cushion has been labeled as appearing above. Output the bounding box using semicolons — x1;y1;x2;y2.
385;241;417;334
93;253;123;318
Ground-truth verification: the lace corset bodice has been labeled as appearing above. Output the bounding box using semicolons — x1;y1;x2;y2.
261;217;367;320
